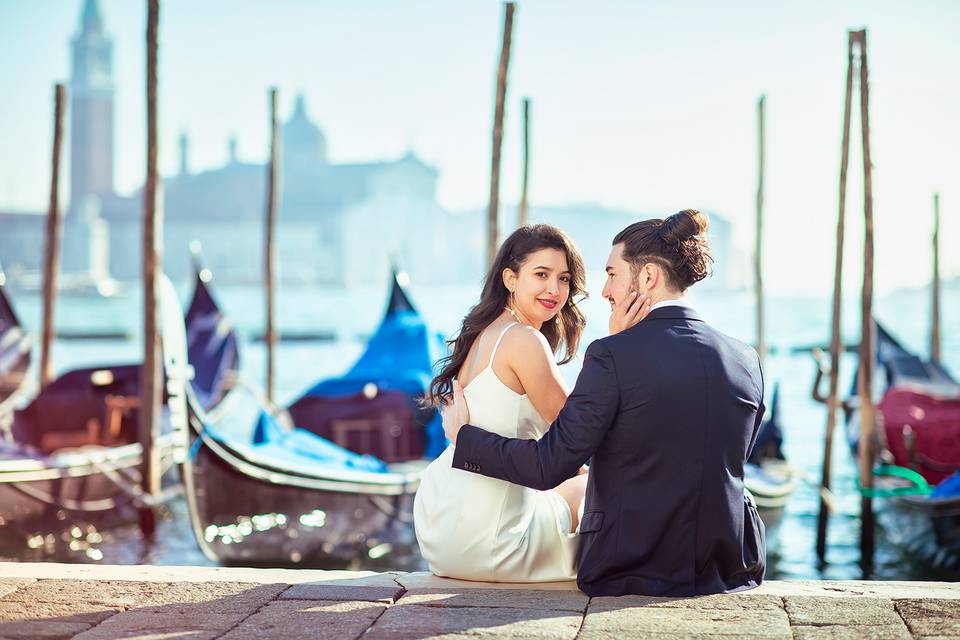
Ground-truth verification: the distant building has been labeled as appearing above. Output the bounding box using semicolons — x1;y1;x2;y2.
0;0;736;293
0;0;464;289
0;0;114;286
70;0;114;215
100;95;453;286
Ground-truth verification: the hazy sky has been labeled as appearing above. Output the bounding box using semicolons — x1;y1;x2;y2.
1;0;957;294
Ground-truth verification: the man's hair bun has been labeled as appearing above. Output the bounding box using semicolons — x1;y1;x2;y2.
659;209;709;244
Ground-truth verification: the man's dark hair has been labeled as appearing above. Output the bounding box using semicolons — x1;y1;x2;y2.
612;209;713;292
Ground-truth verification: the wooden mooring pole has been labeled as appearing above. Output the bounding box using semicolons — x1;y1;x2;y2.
518;97;530;228
39;84;66;390
264;87;280;403
754;95;766;366
931;192;941;363
486;1;515;268
139;0;162;538
816;32;855;562
853;28;877;574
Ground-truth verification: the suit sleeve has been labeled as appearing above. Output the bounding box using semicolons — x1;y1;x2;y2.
451;340;620;490
745;351;766;460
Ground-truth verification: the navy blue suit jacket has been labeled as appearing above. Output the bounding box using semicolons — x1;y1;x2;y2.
451;305;766;597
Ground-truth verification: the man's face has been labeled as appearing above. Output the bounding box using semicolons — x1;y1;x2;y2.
602;243;639;309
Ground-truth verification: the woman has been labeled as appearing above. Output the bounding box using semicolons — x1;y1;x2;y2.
414;224;644;582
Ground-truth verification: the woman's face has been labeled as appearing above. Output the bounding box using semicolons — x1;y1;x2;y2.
503;248;571;327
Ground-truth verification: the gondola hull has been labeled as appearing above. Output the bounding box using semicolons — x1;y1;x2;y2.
0;271;231;532
0;436;178;524
179;268;443;566
183;425;418;565
861;479;960;571
844;322;960;571
743;384;797;525
0;274;31;411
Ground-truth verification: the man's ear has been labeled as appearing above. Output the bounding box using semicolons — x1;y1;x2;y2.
642;263;658;289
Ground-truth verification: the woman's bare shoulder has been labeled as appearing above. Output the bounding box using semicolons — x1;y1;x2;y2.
501;323;552;359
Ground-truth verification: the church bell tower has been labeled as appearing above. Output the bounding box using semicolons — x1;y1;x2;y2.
70;0;115;214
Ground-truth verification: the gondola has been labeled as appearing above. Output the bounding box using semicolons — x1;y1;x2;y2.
0;268;238;525
744;383;797;513
0;268;32;415
285;269;446;462
181;269;446;565
829;321;960;569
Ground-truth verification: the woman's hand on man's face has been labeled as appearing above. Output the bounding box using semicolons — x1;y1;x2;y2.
608;291;652;335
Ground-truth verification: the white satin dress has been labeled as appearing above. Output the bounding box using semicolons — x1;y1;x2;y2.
414;323;578;582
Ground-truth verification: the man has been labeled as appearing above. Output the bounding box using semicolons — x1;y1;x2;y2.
443;210;766;597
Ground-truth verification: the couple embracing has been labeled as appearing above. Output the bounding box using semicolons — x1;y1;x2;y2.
413;210;766;598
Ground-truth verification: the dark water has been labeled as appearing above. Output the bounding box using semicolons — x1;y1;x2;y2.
2;278;958;580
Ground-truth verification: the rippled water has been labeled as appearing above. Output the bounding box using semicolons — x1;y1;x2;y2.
2;277;958;580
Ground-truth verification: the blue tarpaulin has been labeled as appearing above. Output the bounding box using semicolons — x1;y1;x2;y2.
295;273;448;459
249;410;387;472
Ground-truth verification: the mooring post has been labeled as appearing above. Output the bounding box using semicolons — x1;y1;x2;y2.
138;0;162;538
40;84;66;391
931;192;941;363
853;28;877;574
518;96;530;228
755;95;766;366
486;1;515;268
816;31;855;562
264;87;280;403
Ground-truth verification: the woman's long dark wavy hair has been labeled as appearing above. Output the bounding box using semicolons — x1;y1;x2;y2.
427;224;587;408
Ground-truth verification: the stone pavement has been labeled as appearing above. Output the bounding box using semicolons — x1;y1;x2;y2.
0;562;957;639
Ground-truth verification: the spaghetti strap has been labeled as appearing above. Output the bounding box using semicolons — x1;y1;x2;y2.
488;322;519;367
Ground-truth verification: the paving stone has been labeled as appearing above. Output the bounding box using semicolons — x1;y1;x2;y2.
590;593;784;611
579;603;791;639
0;601;119;624
757;581;960;600
0;562;387;585
72;610;247;640
280;576;403;604
397;588;588;612
0;620;93;640
784;597;904;627
895;599;960;637
281;583;404;603
791;625;911;640
365;603;582;639
0;601;120;640
7;579;285;612
0;580;34;601
578;636;788;640
397;572;580;592
219;599;386;640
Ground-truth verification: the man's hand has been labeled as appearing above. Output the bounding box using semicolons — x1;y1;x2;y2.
441;379;471;444
609;291;652;335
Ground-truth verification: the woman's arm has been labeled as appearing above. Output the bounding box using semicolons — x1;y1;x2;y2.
500;325;570;424
450;340;618;490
